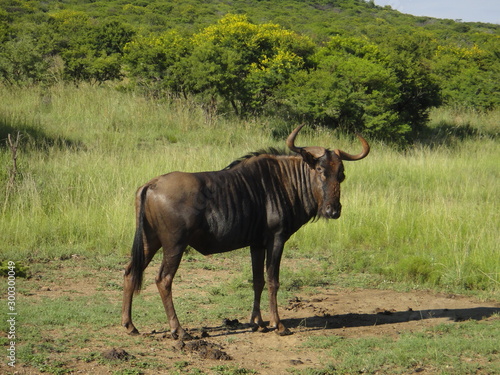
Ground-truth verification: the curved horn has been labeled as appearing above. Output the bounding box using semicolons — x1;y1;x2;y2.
286;124;306;154
287;124;326;161
335;134;370;161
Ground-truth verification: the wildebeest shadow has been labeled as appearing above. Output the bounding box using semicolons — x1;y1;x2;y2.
150;306;500;339
282;306;500;332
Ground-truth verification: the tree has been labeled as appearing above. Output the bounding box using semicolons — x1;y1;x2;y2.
93;20;135;55
123;30;191;96
0;8;12;43
49;11;133;84
0;35;50;85
62;46;122;85
278;35;440;141
432;42;500;110
186;14;315;115
381;34;441;132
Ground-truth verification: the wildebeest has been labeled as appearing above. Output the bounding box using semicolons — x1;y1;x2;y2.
122;125;369;339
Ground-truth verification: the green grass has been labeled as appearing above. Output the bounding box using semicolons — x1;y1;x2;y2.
0;83;499;294
300;320;500;374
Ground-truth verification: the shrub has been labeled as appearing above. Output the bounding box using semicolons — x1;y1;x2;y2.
278;36;440;142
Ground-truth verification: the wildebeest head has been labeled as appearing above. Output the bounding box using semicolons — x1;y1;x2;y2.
286;124;370;219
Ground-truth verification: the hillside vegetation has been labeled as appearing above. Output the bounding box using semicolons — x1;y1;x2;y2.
0;1;499;293
1;0;499;141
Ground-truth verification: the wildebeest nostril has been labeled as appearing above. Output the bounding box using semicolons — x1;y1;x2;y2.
326;204;341;219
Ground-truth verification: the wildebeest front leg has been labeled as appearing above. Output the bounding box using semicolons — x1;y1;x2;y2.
156;248;192;340
266;239;291;336
250;246;268;332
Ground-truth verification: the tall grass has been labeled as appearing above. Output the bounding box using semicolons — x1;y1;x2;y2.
289;137;499;290
0;84;498;293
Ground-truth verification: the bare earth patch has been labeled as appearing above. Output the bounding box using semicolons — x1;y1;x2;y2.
160;289;499;373
2;257;499;374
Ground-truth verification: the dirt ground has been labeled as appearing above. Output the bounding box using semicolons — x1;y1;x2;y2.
156;289;500;373
3;257;499;375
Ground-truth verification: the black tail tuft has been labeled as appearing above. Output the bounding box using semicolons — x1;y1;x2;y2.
129;186;149;294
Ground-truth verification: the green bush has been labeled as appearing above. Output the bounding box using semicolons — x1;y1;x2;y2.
278;36;440;141
123;30;191;96
0;35;51;86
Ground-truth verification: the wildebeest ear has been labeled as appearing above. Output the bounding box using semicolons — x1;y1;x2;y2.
299;150;317;168
300;147;326;168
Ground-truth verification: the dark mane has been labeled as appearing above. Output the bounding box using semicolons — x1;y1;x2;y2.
223;148;290;170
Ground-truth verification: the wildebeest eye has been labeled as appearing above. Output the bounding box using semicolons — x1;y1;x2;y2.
338;172;346;182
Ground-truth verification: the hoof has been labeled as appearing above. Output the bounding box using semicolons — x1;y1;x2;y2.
128;328;140;336
123;324;140;336
252;324;269;333
276;327;292;336
172;329;194;341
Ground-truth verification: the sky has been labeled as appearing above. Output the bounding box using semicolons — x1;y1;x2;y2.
374;0;500;24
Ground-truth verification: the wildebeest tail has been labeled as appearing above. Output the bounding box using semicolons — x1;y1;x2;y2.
129;185;149;294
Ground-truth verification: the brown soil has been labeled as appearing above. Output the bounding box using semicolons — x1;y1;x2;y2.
160;289;499;372
101;348;133;361
2;257;499;375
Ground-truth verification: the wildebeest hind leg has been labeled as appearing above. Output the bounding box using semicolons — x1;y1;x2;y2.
156;244;192;340
122;272;140;335
250;246;268;332
122;239;160;335
266;240;292;336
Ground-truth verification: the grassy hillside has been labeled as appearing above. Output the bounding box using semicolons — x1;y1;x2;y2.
1;84;498;294
4;0;498;36
1;0;499;141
